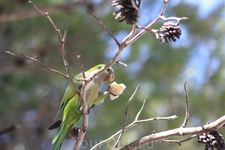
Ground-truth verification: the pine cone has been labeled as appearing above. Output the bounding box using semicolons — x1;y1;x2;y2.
159;21;182;44
198;131;225;150
112;0;139;25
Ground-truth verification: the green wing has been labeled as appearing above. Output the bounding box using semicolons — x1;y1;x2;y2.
93;92;107;105
56;64;104;117
53;73;83;122
86;64;105;73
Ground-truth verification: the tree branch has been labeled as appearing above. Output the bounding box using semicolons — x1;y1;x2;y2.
181;81;190;127
87;11;120;47
159;135;197;146
5;51;68;79
0;124;21;136
116;61;128;67
117;115;225;150
76;55;86;78
91;110;177;150
113;85;141;148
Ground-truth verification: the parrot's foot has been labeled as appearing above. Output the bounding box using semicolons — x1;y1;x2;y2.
67;126;81;140
78;106;92;115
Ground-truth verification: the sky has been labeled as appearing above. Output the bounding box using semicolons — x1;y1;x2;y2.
182;0;224;87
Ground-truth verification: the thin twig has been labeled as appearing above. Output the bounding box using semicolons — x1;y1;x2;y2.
181;81;190;127
134;98;147;121
0;124;21;136
159;135;197;146
116;61;128;67
77;55;86;78
91;102;177;150
87;11;120;47
91;115;177;150
28;1;63;39
121;23;137;44
5;51;68;79
159;16;188;24
113;84;141;148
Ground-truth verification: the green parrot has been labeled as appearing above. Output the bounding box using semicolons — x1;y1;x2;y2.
48;64;114;150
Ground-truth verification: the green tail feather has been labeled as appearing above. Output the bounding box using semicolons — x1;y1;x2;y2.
52;118;71;150
52;115;82;150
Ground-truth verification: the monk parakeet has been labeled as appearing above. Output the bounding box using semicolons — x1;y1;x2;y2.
48;64;114;150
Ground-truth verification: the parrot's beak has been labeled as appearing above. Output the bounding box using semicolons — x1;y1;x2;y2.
104;69;115;81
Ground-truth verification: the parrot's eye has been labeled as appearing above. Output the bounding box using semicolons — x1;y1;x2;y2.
107;68;110;72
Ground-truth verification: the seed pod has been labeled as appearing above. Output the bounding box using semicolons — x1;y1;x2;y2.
159;21;182;44
198;130;225;150
112;0;140;25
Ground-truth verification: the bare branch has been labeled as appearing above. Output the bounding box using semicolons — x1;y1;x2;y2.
0;124;21;136
159;135;197;146
77;55;86;78
160;0;169;15
134;98;147;122
116;61;128;67
122;24;137;45
73;80;89;150
5;51;68;79
117;115;225;150
159;16;189;24
91;113;177;150
113;84;141;148
181;81;190;127
135;115;177;124
87;11;120;47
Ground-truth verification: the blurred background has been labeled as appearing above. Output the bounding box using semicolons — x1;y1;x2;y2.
0;0;225;150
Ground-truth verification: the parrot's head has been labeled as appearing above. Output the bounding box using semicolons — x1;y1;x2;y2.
87;64;114;81
104;67;114;81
